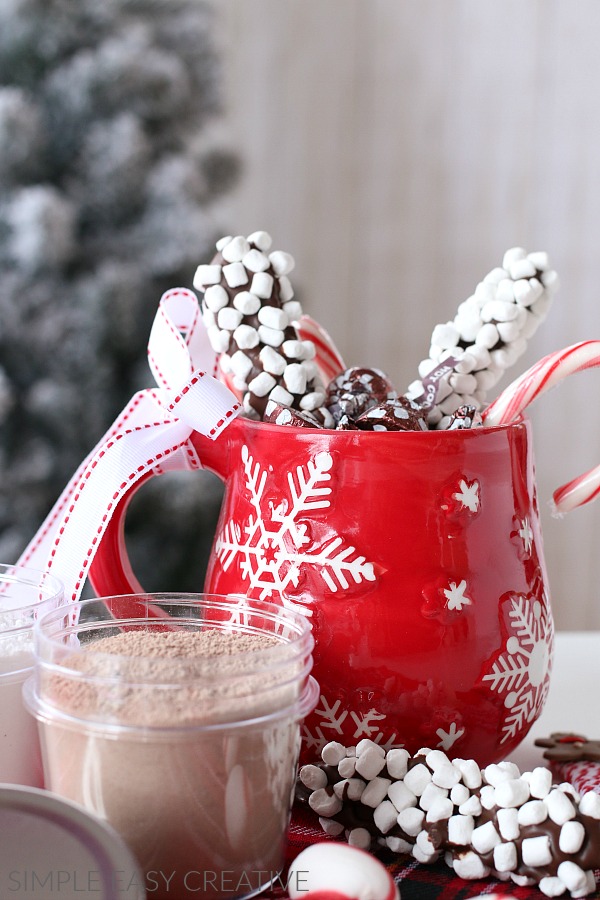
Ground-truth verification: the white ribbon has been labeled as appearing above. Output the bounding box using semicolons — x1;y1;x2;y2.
17;288;241;615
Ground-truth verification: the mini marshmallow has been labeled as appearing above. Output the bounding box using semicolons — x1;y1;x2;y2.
518;800;548;826
308;788;343;817
207;325;230;353
283;300;303;321
233;324;260;349
217;306;243;331
347;827;372;850
386;749;409;780
426;797;454;823
413;843;438;864
397;806;424;836
479;784;497;810
496;806;520;841
578;791;600;819
318;817;345;837
419;783;449;812
203;309;216;329
193;263;222;288
403;763;432;796
222;262;248;288
356;738;385;758
228;350;253;381
453;758;482;789
546;788;576;825
557;861;589;894
503;247;527;268
232;290;261;315
494;840;518;873
283;363;307;395
221;235;250;262
484;266;509;285
447;814;474;846
259;345;287;376
321;741;346;766
459;795;482;817
360;777;392;809
269;250;294;275
450;783;470;806
509;258;537;280
250;272;274;299
453;851;489;880
215;235;232;251
242;248;270;272
494;777;530;809
337;756;356;779
246;230;272;251
300;765;329;791
355;746;387;780
257;324;285;347
269;384;294;406
471;821;501;855
248;372;276;397
278;275;294;302
538;876;567;897
373;800;400;834
386;835;414;854
258;305;289;330
387;780;418;813
416;830;437;855
300;391;327;412
203;284;229;311
528;250;549;271
559;820;585;855
431;323;460;348
522;835;553;867
333;778;366;802
475;322;500;349
528;766;553;800
281;339;304;359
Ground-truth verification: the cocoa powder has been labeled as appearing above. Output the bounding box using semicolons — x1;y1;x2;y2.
38;625;303;899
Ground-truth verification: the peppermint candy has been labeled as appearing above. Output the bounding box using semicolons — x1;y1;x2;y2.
405;248;559;428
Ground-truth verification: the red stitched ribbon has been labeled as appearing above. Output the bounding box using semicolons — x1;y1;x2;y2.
17;288;241;617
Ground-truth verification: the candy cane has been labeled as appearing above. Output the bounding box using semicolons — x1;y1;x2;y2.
296;314;346;383
483;340;600;513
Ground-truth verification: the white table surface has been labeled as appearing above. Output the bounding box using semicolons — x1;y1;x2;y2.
510;631;600;772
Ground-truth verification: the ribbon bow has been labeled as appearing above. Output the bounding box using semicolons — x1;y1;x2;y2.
18;288;241;612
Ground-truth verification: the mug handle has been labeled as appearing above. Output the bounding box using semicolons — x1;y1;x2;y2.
88;428;231;618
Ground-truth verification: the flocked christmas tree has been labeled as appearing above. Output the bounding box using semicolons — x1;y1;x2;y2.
0;0;238;590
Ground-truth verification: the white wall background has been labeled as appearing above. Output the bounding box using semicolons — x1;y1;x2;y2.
216;0;600;631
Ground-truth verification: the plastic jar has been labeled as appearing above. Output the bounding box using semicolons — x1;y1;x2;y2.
25;594;318;900
0;563;64;786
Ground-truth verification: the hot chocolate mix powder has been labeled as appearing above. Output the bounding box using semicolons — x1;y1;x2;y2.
39;627;303;899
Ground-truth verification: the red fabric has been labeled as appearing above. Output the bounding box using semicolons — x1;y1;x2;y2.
263;803;600;899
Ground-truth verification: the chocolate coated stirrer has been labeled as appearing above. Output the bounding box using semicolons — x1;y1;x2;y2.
405;248;559;428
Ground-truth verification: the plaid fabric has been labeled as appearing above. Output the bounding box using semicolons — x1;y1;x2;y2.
262;802;600;899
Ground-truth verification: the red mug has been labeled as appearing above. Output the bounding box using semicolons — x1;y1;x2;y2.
90;415;553;766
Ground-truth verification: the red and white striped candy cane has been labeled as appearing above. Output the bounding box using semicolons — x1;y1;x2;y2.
483;340;600;513
296;314;346;383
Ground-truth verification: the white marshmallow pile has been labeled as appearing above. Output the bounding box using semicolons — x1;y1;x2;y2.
405;248;560;428
299;741;600;897
193;231;329;421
